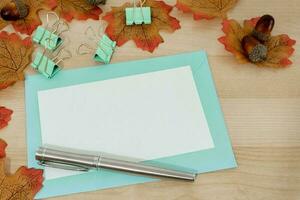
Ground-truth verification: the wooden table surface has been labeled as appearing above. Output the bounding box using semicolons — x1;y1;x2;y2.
1;0;300;199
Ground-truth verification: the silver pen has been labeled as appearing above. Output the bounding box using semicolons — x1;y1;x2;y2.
35;146;196;181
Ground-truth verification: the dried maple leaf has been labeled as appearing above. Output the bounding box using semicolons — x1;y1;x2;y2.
49;0;103;22
0;31;33;89
0;0;55;35
176;0;238;20
218;17;296;67
103;0;180;53
0;139;44;200
0;106;13;130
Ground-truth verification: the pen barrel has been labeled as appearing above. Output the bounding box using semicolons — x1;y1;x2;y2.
36;147;196;181
98;157;196;181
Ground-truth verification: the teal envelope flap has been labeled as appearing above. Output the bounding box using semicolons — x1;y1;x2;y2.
25;51;236;199
33;26;62;51
125;7;151;25
31;52;61;79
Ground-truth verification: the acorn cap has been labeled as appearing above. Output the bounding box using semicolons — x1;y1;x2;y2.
14;0;29;19
248;43;268;63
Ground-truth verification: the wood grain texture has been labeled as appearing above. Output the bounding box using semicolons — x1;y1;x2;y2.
0;0;300;199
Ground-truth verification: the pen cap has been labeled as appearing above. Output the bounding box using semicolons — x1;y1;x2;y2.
36;147;98;169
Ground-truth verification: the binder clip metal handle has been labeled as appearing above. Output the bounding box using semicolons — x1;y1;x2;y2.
52;47;72;66
77;43;95;55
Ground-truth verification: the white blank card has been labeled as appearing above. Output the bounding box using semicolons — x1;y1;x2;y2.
38;66;214;180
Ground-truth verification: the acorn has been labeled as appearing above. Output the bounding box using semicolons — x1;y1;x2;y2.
0;0;29;21
252;14;275;42
86;0;106;5
242;35;268;63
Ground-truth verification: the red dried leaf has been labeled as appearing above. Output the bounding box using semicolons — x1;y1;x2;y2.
0;139;7;158
0;31;34;90
0;0;55;35
0;106;13;129
0;139;44;200
0;81;16;90
50;0;102;22
176;0;238;20
103;0;180;53
218;17;296;67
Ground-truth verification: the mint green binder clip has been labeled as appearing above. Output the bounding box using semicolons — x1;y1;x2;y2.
33;12;69;51
125;0;151;25
31;48;72;79
77;26;117;64
94;35;116;64
33;26;62;51
31;51;61;78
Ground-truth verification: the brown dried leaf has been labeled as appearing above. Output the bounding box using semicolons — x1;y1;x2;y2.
0;31;33;90
176;0;238;20
0;139;44;200
50;0;103;22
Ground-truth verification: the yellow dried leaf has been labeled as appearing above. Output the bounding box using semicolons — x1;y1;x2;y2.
176;0;238;20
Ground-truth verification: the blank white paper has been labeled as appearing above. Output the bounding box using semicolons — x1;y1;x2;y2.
38;66;214;180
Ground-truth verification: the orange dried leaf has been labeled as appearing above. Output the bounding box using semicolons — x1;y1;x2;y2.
50;0;102;22
0;106;13;130
103;0;180;53
218;17;296;67
0;31;34;90
176;0;238;20
0;139;44;200
0;0;55;35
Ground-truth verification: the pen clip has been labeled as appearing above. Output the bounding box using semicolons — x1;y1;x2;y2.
38;161;90;172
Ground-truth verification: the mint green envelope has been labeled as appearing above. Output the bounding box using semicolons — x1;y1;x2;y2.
25;51;236;199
